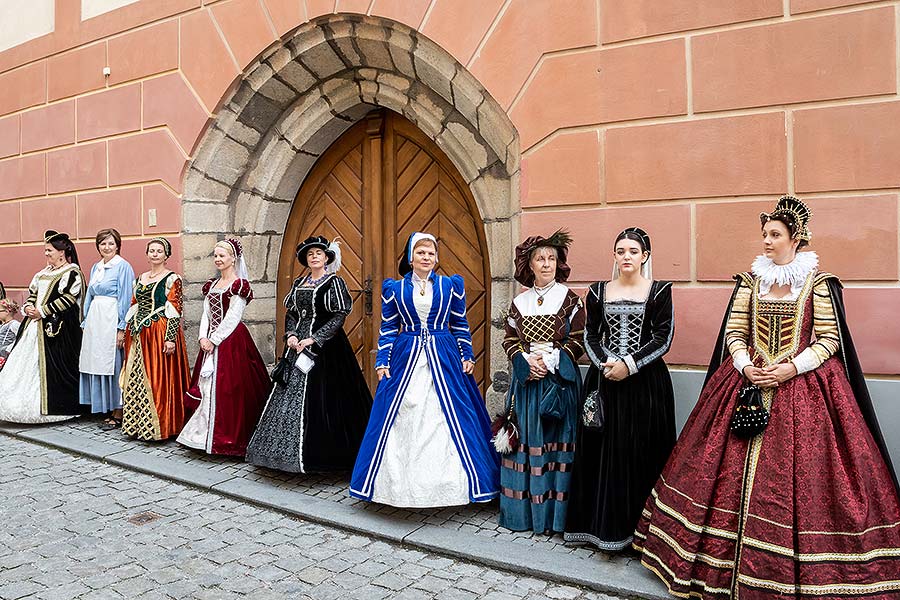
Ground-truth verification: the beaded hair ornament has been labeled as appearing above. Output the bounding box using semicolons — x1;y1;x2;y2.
760;195;812;242
216;237;249;280
147;236;173;257
216;238;243;257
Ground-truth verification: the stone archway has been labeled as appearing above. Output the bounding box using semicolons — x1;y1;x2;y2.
181;14;519;403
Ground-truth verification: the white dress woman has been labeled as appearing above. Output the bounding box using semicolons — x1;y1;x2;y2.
350;233;499;507
0;231;85;423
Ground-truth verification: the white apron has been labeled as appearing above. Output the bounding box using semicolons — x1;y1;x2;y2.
79;296;118;375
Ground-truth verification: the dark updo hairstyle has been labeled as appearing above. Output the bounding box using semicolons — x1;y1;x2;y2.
765;215;809;250
95;228;122;254
614;227;651;262
760;195;812;250
45;230;79;266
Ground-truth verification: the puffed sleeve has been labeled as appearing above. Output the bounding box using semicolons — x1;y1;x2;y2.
23;273;39;315
375;279;400;369
625;281;674;374
311;276;352;349
448;275;475;362
163;273;184;343
559;290;585;364
117;260;135;330
230;278;254;303
44;268;83;317
502;300;531;385
791;275;841;374
201;278;215;297
724;274;754;373
583;283;607;368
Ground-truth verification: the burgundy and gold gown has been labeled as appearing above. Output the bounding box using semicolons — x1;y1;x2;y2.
635;269;900;599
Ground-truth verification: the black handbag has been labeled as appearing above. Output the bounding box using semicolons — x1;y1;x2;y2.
582;387;605;431
271;348;296;387
730;383;768;438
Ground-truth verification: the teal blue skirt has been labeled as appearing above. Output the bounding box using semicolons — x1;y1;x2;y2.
498;354;581;533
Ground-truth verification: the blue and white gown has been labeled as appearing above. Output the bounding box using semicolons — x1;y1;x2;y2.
79;255;135;413
350;272;499;507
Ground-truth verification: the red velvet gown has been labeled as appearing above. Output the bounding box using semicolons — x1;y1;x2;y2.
635;271;900;599
181;279;270;456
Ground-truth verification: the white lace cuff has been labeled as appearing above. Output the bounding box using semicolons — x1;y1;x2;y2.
791;348;820;375
623;354;638;376
732;350;753;374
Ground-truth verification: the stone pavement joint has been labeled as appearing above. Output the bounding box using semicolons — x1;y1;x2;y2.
0;418;667;599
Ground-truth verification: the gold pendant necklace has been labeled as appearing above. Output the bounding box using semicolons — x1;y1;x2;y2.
534;281;555;306
414;275;428;296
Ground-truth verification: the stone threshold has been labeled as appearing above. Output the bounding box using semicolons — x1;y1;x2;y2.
0;422;669;600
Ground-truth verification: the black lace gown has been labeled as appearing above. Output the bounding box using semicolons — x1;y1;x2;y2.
564;280;676;551
246;274;373;473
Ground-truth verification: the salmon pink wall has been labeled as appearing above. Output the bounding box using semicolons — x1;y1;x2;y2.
0;0;898;372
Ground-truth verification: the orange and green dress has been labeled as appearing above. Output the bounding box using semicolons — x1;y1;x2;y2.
120;272;190;440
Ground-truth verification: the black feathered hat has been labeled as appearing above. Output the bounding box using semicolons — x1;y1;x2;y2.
295;235;336;267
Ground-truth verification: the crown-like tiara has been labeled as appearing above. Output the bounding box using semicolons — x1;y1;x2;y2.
760;195;812;242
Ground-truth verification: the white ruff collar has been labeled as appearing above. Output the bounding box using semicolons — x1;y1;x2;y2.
751;251;818;296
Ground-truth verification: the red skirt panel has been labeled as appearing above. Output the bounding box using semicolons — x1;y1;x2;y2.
635;357;900;599
185;322;270;456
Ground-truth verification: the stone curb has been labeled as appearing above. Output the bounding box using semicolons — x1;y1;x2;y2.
0;425;669;599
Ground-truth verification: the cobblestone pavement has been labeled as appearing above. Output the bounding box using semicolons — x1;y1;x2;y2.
48;417;626;566
0;435;616;600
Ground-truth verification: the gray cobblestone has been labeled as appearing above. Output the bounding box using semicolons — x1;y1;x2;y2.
0;424;649;599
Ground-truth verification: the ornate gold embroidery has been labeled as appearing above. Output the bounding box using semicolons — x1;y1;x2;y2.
120;336;162;441
750;272;815;365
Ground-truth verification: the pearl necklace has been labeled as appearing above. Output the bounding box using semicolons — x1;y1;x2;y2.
533;281;556;306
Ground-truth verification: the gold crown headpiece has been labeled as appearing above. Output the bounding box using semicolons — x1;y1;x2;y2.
759;195;812;242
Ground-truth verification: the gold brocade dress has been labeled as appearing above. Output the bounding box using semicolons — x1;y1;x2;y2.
635;270;900;599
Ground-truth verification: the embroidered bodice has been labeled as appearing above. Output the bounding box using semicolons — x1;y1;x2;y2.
583;281;674;375
503;285;585;364
25;264;83;318
200;278;253;342
726;271;841;374
283;274;352;350
127;273;183;342
603;300;645;359
375;273;475;368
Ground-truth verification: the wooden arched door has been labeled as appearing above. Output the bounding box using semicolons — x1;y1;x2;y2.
278;110;490;392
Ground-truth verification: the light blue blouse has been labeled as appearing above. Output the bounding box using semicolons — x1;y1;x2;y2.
83;255;135;330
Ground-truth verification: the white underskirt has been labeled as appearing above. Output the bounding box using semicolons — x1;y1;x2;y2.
371;350;470;508
177;350;217;452
0;319;73;424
